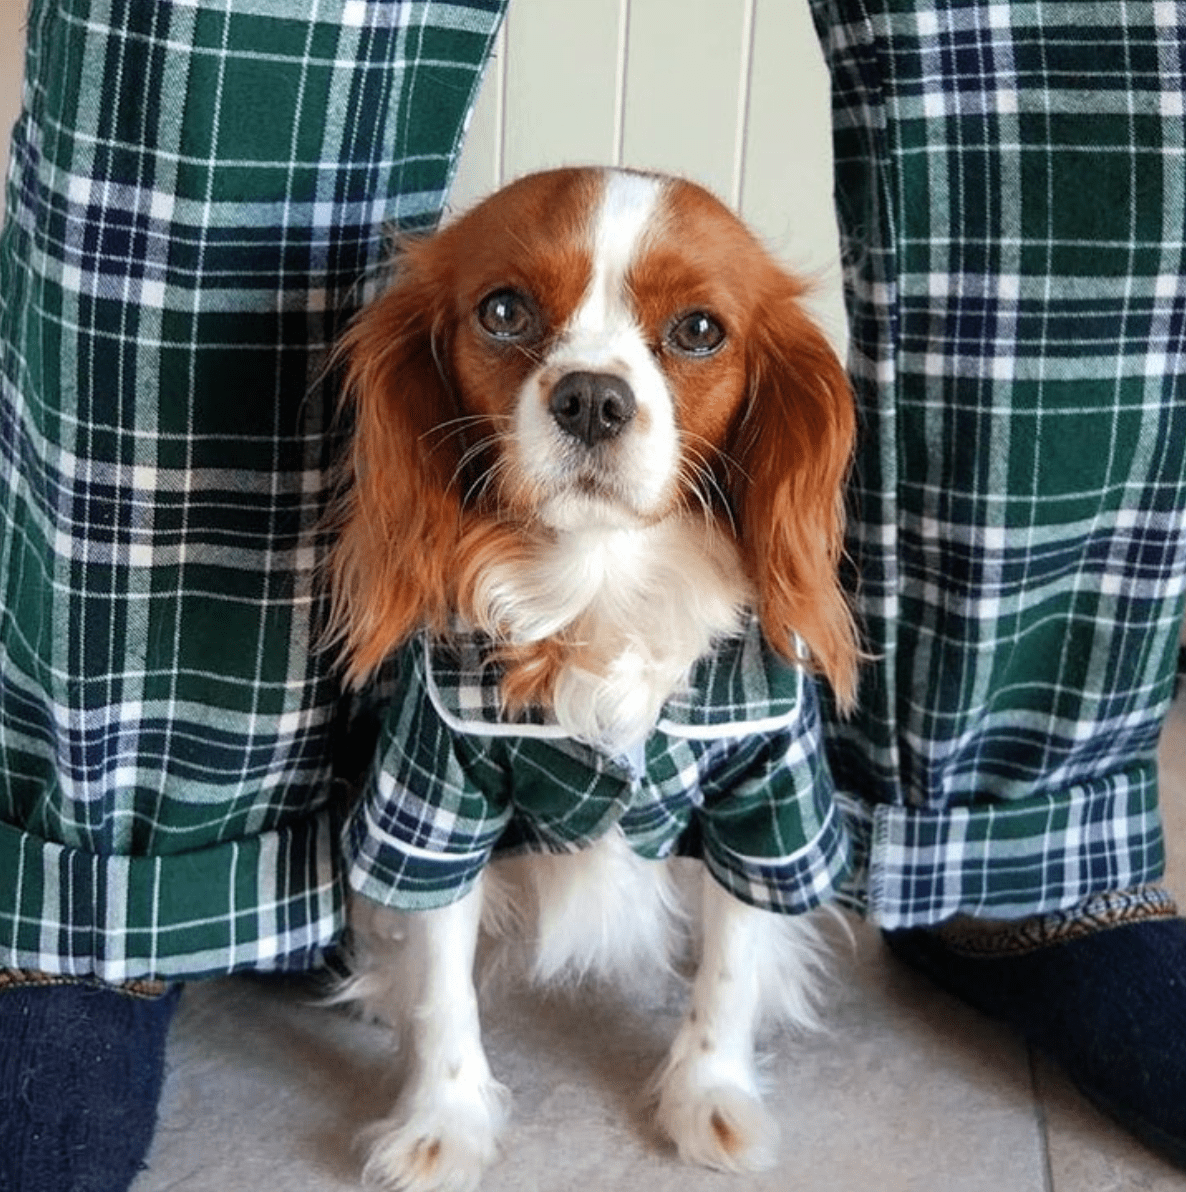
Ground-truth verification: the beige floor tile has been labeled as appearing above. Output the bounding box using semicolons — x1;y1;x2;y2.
756;922;1050;1192
135;909;1050;1192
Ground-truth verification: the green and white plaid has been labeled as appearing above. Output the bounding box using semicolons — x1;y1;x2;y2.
813;0;1186;927
6;0;1186;980
0;0;507;981
344;618;851;914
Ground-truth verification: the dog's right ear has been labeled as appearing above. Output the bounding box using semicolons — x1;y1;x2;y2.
326;238;463;687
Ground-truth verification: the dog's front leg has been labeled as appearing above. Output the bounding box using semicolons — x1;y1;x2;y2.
361;879;509;1192
654;871;815;1173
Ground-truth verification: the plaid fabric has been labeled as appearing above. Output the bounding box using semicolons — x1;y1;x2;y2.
0;0;507;981
812;0;1186;927
344;619;851;914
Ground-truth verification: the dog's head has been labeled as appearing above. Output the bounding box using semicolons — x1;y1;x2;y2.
329;167;857;706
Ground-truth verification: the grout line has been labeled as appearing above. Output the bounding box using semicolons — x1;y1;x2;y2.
493;18;508;187
731;0;757;212
1028;1045;1058;1192
612;0;631;166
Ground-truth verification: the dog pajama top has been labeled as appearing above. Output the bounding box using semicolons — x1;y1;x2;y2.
343;616;852;915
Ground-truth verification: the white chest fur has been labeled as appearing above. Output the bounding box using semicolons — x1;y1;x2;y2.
467;517;753;752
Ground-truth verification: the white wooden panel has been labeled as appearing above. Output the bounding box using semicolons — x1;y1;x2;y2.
741;0;846;347
502;0;625;178
448;22;506;215
619;0;750;202
0;1;23;223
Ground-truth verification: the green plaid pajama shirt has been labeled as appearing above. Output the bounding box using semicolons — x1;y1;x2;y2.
3;0;1185;982
343;619;849;913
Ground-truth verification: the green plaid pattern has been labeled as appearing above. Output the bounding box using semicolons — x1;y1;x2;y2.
813;0;1185;927
345;619;851;914
0;0;506;980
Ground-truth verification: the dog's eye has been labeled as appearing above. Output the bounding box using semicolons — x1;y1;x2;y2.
668;310;726;356
477;288;537;341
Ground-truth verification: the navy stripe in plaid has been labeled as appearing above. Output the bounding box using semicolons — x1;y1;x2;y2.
812;0;1186;927
344;621;850;915
0;0;507;981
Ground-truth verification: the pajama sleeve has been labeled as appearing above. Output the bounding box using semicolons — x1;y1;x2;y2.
695;675;851;916
343;644;514;911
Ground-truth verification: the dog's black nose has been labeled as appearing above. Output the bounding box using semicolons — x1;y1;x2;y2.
548;371;637;446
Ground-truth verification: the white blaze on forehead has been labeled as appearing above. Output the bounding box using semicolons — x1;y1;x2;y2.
563;170;666;357
515;168;681;528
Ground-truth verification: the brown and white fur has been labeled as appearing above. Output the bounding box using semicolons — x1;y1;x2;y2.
328;167;858;1191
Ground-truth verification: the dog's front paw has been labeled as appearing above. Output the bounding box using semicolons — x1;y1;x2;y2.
652;1056;778;1173
360;1079;511;1192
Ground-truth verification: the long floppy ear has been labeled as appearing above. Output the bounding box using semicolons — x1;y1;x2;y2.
732;279;860;711
326;240;462;686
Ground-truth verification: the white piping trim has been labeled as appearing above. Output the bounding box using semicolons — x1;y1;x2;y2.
422;638;805;744
362;794;489;863
423;637;571;741
654;705;800;741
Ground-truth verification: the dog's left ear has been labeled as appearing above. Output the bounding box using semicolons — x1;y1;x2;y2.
731;277;860;711
324;236;465;687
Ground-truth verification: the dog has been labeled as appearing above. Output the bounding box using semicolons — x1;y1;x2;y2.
327;166;859;1191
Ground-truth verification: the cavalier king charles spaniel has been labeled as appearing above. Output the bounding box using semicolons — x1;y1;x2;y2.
328;166;858;1191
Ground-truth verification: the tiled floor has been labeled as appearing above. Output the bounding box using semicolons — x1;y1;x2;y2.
132;699;1186;1192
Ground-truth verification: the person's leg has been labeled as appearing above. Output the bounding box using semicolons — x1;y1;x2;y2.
0;2;506;1187
810;0;1186;1163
